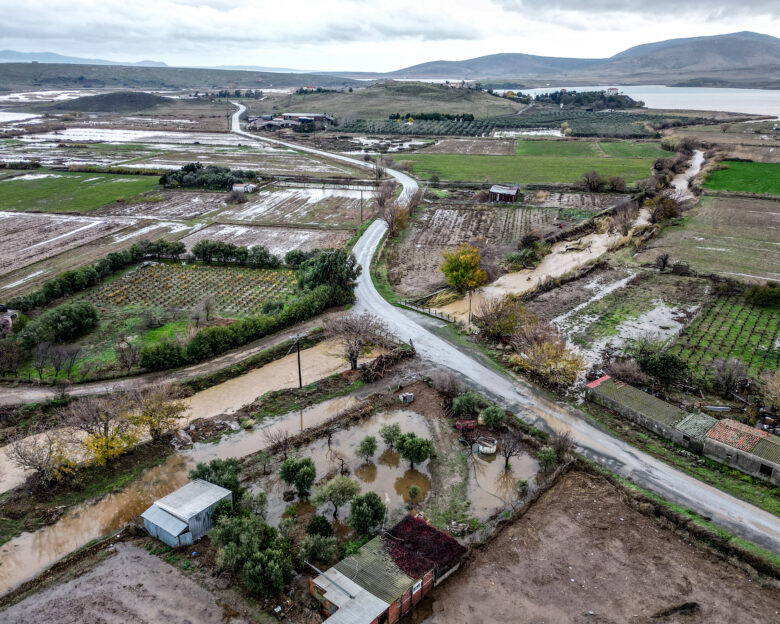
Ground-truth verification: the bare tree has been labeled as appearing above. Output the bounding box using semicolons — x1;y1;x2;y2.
264;428;292;459
199;294;217;322
32;342;51;382
0;340;24;378
551;431;574;461
711;357;748;399
48;345;69;382
190;305;203;328
610;202;638;236
6;428;73;485
326;312;392;370
62;345;82;379
498;433;523;470
114;340;140;373
374;159;385;181
69;395;134;463
407;188;423;218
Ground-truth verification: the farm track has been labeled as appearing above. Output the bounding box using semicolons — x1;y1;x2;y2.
222;110;780;553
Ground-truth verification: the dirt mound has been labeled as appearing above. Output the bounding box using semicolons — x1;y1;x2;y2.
52;91;172;112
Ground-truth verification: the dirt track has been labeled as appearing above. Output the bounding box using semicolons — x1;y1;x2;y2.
0;543;233;624
425;471;780;624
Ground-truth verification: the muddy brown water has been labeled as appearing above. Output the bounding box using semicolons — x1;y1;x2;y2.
466;449;539;519
0;396;355;596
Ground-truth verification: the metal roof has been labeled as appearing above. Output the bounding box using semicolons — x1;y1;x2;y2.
751;436;780;465
155;479;232;522
333;537;415;604
315;569;389;624
489;184;520;195
674;413;718;441
592;378;685;426
141;504;188;536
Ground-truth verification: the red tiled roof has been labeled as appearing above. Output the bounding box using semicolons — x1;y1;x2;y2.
706;419;768;452
586;375;611;389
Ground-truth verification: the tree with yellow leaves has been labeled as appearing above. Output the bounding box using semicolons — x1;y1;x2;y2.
70;395;137;465
441;244;488;324
131;384;188;442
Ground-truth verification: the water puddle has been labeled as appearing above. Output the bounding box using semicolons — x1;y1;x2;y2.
0;395;357;595
466;446;539;519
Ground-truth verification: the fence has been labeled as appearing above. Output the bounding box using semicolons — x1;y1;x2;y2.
401;300;457;323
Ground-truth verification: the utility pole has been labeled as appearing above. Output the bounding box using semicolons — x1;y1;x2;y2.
360;188;364;224
289;334;304;389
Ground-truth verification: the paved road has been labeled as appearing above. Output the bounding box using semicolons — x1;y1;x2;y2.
230;104;780;553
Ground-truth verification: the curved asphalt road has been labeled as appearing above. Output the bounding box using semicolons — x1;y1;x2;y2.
231;103;780;552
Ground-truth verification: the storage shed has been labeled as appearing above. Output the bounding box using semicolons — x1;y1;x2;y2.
142;479;232;547
489;184;520;202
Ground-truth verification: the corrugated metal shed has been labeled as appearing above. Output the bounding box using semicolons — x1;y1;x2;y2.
155;479;232;522
489;184;520;195
675;413;718;441
315;569;389;624
751;436;780;464
141;505;188;537
334;537;414;604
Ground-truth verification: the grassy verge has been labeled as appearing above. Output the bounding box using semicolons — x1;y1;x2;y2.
249;374;364;421
581;401;780;517
704;161;780;195
0;440;173;546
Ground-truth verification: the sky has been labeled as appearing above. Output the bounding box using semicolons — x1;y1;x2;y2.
1;0;778;72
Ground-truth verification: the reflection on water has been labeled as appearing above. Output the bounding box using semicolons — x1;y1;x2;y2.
0;395;357;596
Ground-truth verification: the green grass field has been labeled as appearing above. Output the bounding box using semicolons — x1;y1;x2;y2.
401;152;655;184
515;140;601;157
703;161;780;195
598;141;667;158
0;169;160;213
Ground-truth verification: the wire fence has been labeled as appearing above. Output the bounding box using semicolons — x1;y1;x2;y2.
401;300;457;323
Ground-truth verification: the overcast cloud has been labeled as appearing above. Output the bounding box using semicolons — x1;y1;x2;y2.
0;0;777;71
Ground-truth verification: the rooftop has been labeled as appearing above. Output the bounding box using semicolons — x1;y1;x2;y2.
154;479;232;522
588;376;686;427
386;515;466;577
706;419;768;452
315;569;389;624
334;536;415;604
489;184;520;195
749;435;780;465
141;504;188;537
674;412;718;441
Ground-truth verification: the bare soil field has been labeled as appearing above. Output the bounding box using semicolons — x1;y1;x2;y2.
0;543;230;624
0;220;200;297
93;191;226;220
180;223;352;256
425;471;780;624
0;140;156;167
425;138;516;155
392;205;563;296
0;212;130;276
724;144;780;164
524;190;623;211
218;186;375;227
637;196;780;281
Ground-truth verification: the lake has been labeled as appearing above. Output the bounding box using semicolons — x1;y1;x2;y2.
516;85;780;117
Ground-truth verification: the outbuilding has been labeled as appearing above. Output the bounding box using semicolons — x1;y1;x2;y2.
142;479;232;547
489;184;521;202
232;183;257;193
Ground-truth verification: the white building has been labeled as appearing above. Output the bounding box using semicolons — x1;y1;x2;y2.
142;479;232;547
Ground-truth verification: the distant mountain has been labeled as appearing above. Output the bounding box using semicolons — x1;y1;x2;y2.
346;31;780;88
0;50;167;67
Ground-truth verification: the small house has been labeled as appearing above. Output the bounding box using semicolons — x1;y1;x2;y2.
0;306;18;339
704;419;780;484
606;87;619;96
232;183;257;193
142;479;232;547
489;184;520;203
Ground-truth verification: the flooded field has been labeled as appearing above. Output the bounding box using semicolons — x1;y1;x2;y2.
179;223;353;256
93;191;226;220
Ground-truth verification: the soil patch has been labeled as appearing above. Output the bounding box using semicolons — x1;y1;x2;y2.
425;470;780;624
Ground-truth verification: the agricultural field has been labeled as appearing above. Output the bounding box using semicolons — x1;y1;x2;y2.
636;197;780;281
180;224;352;256
423;138;516;155
669;293;780;377
0;212;130;275
391;204;581;296
0;140;159;168
92;191;227;220
398;149;656;184
83;263;297;316
0;169;160;213
527;270;711;368
218;185;374;227
703;161;780;195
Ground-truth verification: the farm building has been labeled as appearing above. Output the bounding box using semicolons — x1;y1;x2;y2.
587;376;780;484
489;184;521;202
247;118;300;130
141;479;232;547
311;515;465;624
704;419;780;484
0;306;19;339
282;112;334;123
232;183;257;193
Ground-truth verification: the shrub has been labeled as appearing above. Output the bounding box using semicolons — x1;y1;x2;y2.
190;458;244;498
452;390;481;416
279;457;316;495
347;491;386;536
298;534;338;563
537;447;558;471
745;282;780;307
481;405;507;429
306;514;334;537
298;249;361;293
637;351;687;387
379;423;402;448
19;301;99;349
473;296;531;341
140;338;186;371
356;436;378;461
396;433;434;469
429;369;463;397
